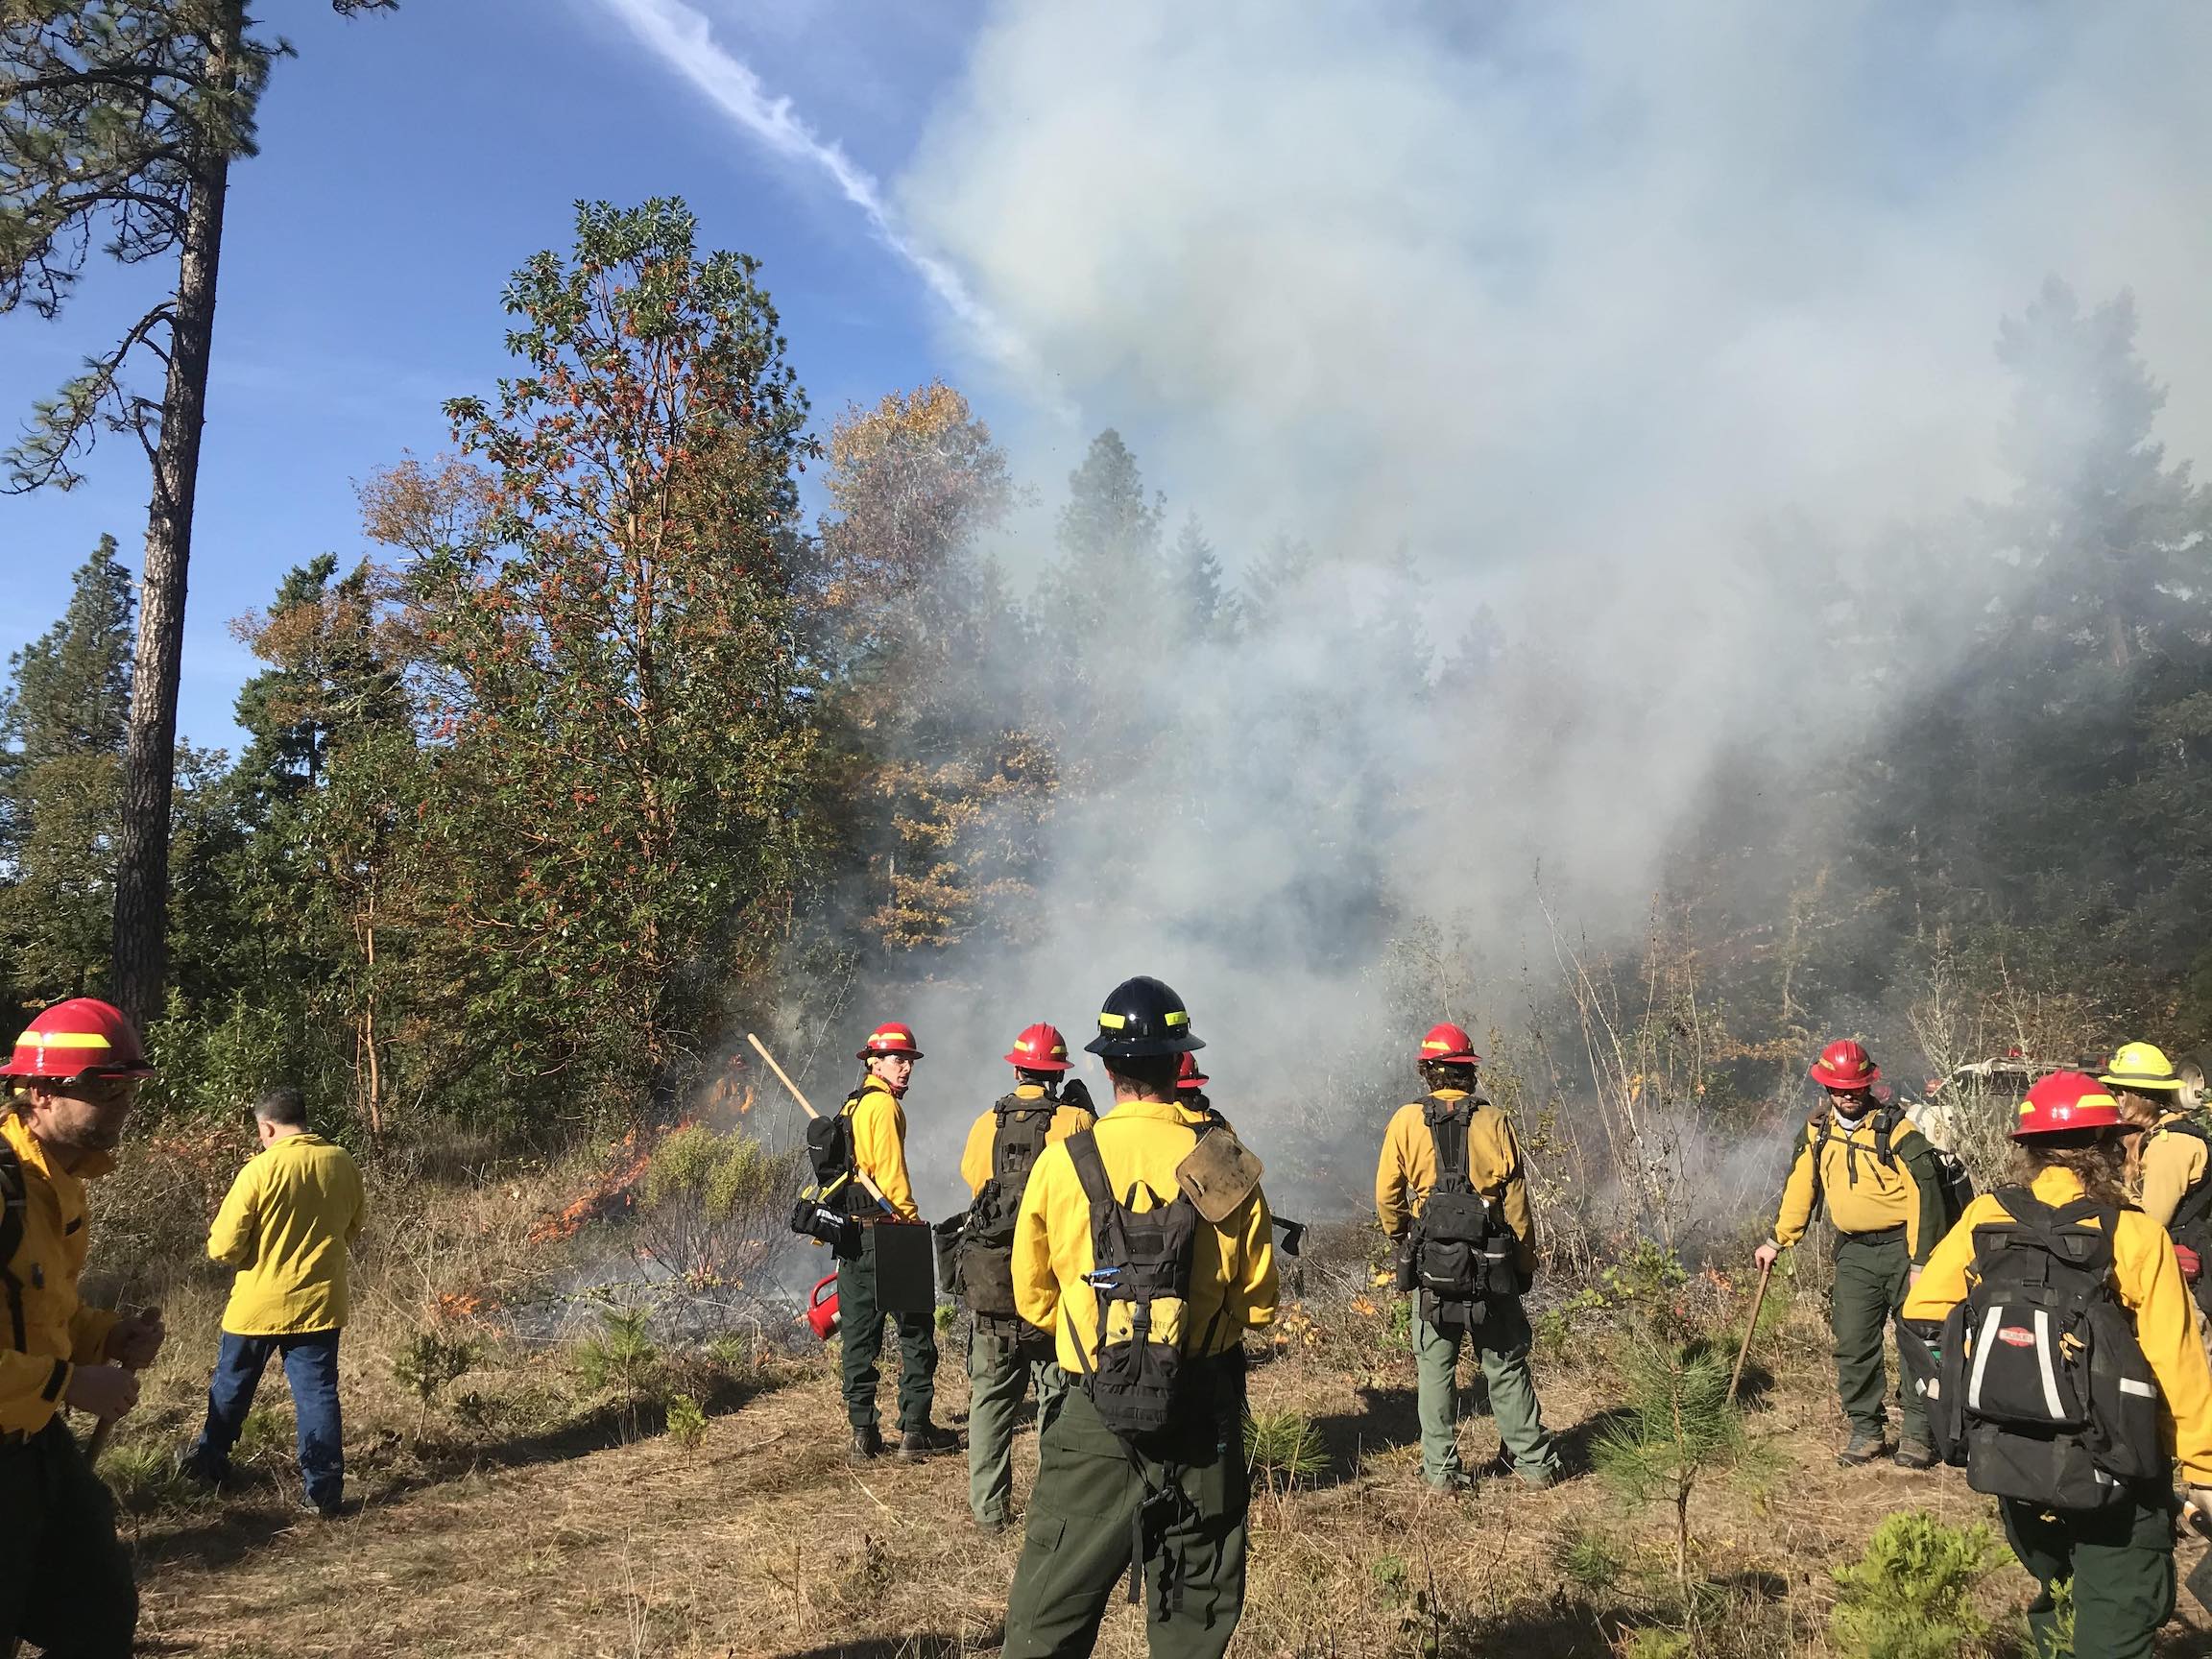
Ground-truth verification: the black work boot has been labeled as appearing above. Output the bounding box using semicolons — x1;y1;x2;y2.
897;1422;958;1462
850;1424;884;1463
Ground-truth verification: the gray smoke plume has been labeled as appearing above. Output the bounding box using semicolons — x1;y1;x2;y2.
755;1;2212;1231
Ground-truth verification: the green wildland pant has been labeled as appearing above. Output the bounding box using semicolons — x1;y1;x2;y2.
1832;1228;1926;1444
2002;1486;2175;1659
968;1317;1068;1527
838;1224;938;1432
1414;1299;1560;1488
0;1420;138;1659
1001;1357;1249;1659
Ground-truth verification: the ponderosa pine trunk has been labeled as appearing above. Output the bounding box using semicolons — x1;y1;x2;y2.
110;9;239;1027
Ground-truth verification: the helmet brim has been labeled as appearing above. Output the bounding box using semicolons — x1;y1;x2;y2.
856;1046;924;1061
1083;1032;1206;1059
2099;1072;2181;1092
1810;1065;1882;1091
1004;1050;1071;1071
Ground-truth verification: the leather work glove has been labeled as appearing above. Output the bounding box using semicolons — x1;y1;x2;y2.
2176;1244;2203;1283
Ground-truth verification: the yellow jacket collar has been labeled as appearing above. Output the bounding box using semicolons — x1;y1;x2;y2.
1014;1084;1047;1100
3;1109;115;1181
1105;1096;1188;1125
2028;1166;2089;1204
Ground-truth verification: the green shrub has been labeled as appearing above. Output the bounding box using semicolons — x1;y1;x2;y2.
1593;1335;1760;1586
393;1328;478;1434
1244;1407;1327;1490
99;1440;200;1512
1829;1510;2000;1659
570;1305;660;1396
1551;1523;1625;1592
664;1391;708;1451
635;1125;801;1290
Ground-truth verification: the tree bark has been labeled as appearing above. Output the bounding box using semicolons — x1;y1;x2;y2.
111;9;239;1027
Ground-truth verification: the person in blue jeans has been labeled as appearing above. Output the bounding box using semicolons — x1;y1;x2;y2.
183;1086;366;1516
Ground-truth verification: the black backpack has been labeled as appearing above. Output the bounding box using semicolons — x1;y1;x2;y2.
0;1141;26;1352
2155;1118;2212;1254
1064;1130;1201;1442
1925;1190;2163;1509
956;1094;1057;1320
1413;1097;1522;1304
788;1094;865;1256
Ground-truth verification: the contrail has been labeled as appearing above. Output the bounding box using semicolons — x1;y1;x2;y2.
594;0;1038;380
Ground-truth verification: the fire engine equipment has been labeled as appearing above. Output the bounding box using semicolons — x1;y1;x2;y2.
2102;1043;2183;1093
1176;1053;1209;1092
2;998;156;1080
1004;1022;1072;1072
1810;1038;1880;1091
2010;1071;2124;1141
1418;1022;1480;1066
1083;977;1205;1059
805;1275;841;1341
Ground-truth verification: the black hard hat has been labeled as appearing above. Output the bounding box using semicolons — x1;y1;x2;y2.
1084;975;1206;1059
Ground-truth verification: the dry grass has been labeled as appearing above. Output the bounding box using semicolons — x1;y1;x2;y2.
83;1149;2212;1658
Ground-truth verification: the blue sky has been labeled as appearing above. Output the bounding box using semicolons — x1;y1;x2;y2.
0;0;991;753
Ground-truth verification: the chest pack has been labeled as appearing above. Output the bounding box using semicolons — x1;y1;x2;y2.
1412;1096;1521;1305
1809;1104;1975;1234
1065;1129;1202;1442
0;1142;25;1351
956;1094;1058;1320
1923;1190;2163;1509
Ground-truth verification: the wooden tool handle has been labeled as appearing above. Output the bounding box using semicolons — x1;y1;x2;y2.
746;1033;891;1208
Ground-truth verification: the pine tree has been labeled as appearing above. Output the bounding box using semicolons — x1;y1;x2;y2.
1170;513;1235;641
1040;428;1163;645
2;0;397;1024
0;536;136;998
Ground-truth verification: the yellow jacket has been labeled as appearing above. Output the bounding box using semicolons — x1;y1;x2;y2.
959;1086;1096;1195
1903;1166;2212;1485
1770;1110;1945;1262
1375;1091;1536;1269
0;1112;122;1434
207;1132;366;1335
2135;1113;2211;1233
846;1076;919;1220
1013;1096;1278;1374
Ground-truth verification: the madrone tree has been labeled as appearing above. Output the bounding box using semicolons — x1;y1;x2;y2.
407;199;824;1116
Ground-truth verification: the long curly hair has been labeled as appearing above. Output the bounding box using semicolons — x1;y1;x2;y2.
2007;1130;2134;1211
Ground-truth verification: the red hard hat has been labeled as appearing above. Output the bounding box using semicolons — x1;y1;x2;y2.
1809;1039;1880;1092
2;998;156;1081
856;1022;923;1060
1418;1022;1480;1067
1004;1022;1071;1072
1177;1052;1210;1092
2011;1071;2124;1141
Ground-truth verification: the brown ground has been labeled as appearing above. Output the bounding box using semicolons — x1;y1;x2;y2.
112;1277;2212;1659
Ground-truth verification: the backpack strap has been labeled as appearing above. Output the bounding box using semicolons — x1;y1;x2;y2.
1423;1094;1474;1192
0;1142;27;1353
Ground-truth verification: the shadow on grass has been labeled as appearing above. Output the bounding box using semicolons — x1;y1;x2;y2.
1461;1595;1621;1658
128;1503;299;1572
1309;1382;1420;1482
1551;1407;1638;1477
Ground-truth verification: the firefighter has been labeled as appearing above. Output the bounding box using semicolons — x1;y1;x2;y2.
1376;1022;1560;1492
1755;1038;1948;1468
836;1021;953;1463
1001;976;1278;1659
1903;1073;2212;1659
0;998;167;1658
1175;1053;1217;1125
2101;1044;2211;1288
956;1022;1095;1530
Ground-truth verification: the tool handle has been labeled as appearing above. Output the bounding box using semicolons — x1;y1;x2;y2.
84;1302;162;1463
1728;1262;1772;1404
746;1033;892;1210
